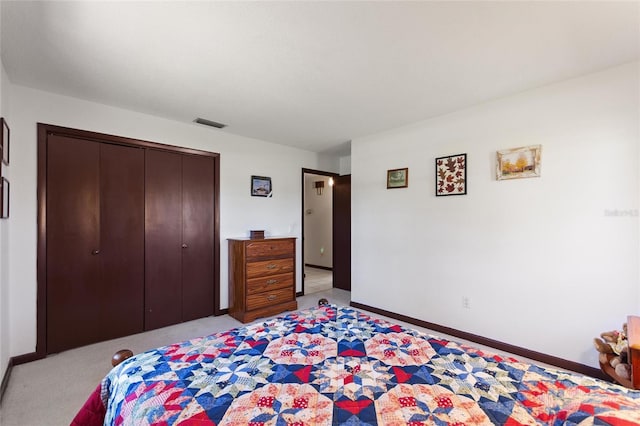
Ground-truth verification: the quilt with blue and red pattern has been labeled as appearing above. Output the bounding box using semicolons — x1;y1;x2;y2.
100;305;640;425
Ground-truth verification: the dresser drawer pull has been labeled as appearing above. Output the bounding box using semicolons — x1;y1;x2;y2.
266;263;278;269
267;294;277;301
266;279;278;285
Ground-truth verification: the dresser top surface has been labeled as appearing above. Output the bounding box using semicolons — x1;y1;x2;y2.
228;236;296;242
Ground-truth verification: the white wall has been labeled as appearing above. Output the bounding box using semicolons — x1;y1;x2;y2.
339;155;351;175
317;154;340;175
304;174;333;268
7;84;329;357
0;0;11;379
351;61;639;369
0;65;8;383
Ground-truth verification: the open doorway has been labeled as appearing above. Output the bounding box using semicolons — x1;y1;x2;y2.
301;168;351;295
302;169;337;295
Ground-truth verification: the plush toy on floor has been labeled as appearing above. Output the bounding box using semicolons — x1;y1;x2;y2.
594;323;630;381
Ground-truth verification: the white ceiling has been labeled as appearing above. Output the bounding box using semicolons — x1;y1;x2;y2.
1;1;639;154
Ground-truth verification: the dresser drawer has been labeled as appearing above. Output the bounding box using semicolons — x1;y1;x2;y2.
247;273;294;295
246;258;294;278
246;288;293;311
246;239;294;259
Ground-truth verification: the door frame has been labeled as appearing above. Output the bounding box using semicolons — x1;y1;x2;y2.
34;123;221;360
300;168;339;296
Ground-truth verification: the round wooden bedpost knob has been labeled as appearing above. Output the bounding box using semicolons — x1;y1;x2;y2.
112;349;134;367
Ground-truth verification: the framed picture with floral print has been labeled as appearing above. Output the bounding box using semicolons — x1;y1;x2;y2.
436;153;466;196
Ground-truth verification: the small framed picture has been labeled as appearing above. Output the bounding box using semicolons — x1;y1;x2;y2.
387;168;408;189
436;153;466;196
0;177;8;219
251;175;272;197
496;145;541;180
0;118;8;166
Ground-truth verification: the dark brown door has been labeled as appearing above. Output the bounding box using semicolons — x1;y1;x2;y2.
332;175;351;291
46;137;145;353
47;136;101;353
100;143;145;339
182;155;215;321
145;150;183;330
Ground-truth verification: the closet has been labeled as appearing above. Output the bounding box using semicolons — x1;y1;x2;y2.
39;124;219;354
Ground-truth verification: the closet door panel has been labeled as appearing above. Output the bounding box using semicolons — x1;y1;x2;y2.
100;143;145;339
181;155;215;321
145;150;183;330
46;135;100;353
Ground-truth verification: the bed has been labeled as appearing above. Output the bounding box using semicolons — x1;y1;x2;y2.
73;304;640;425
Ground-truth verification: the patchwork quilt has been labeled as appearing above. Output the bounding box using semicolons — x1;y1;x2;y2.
100;305;640;425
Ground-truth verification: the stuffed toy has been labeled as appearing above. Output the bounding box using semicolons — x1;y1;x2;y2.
593;337;613;362
615;363;631;380
600;330;619;344
594;323;631;381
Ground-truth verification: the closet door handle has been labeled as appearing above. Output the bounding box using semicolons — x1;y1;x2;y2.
182;243;188;249
91;249;100;255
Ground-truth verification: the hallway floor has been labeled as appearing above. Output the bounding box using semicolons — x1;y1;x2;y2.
304;266;333;294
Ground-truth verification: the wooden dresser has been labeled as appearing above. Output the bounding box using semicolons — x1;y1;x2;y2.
228;237;298;323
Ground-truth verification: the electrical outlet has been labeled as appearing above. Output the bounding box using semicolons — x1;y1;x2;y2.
462;296;471;309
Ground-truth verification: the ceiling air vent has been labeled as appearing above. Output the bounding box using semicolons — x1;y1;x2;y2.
194;117;227;129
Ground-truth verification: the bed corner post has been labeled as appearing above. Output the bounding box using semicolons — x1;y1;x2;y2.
111;349;133;367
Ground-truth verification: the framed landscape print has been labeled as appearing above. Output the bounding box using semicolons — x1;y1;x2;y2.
387;168;408;189
251;175;272;197
436;153;466;196
496;145;541;180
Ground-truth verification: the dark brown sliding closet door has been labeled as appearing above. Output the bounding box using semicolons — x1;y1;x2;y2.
47;136;101;353
145;149;183;330
182;155;214;321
